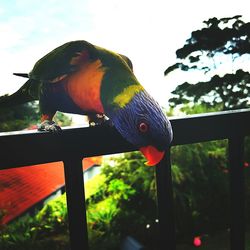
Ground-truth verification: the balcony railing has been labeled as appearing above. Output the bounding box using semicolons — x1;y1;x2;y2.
0;109;250;250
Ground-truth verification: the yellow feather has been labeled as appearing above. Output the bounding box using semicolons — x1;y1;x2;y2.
113;85;144;108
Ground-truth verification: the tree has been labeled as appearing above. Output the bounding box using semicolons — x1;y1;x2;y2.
0;102;40;132
0;103;72;132
165;15;250;110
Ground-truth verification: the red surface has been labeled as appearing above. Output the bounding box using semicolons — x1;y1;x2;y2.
193;236;202;247
0;157;102;224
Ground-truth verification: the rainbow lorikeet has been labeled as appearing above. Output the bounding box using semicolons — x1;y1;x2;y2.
0;40;173;166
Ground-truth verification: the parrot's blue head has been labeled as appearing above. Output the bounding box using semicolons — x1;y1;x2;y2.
110;90;173;166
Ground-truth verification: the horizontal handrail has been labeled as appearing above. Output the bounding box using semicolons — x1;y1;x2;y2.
0;108;250;170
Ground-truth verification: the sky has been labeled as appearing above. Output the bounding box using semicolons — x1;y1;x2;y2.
0;0;250;111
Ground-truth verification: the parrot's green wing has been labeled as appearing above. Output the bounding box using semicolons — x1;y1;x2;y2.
29;40;98;82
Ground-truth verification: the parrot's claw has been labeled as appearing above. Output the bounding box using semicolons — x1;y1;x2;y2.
88;114;109;127
102;118;114;127
38;120;62;133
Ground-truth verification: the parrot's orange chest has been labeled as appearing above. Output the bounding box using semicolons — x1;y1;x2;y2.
65;59;105;114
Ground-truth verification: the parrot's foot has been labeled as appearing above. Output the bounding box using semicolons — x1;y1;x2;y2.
102;118;114;127
88;114;109;127
38;120;62;132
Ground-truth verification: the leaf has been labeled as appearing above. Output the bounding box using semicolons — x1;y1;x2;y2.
164;63;182;75
165;15;250;110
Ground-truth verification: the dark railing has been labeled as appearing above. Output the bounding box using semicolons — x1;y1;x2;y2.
0;109;250;250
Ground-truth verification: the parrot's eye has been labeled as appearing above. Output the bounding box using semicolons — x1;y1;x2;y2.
138;122;149;133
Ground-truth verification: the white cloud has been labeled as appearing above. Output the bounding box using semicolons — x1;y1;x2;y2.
1;0;250;106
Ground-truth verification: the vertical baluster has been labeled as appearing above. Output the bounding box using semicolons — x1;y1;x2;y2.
156;148;176;250
63;157;89;250
229;135;245;250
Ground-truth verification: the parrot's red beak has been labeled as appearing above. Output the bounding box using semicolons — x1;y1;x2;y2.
140;146;165;166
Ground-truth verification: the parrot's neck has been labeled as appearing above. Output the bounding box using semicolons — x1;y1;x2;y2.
112;85;144;109
106;89;145;121
100;66;142;114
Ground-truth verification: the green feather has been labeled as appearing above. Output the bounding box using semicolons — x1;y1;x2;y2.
30;40;97;81
7;40;143;116
91;46;140;111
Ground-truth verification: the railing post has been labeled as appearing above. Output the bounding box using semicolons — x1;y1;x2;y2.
156;147;176;250
63;156;89;250
229;135;245;250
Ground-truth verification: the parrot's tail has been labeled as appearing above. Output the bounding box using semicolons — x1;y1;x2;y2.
0;78;38;109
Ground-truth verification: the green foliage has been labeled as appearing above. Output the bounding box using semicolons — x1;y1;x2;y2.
85;174;106;199
170;70;250;110
102;153;156;199
171;141;230;238
53;112;72;127
107;179;136;200
35;195;68;235
0;215;39;250
165;15;250;110
174;15;250;59
86;144;241;247
0;103;72;132
86;153;156;249
180;103;223;115
0;102;40;132
0;195;69;250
